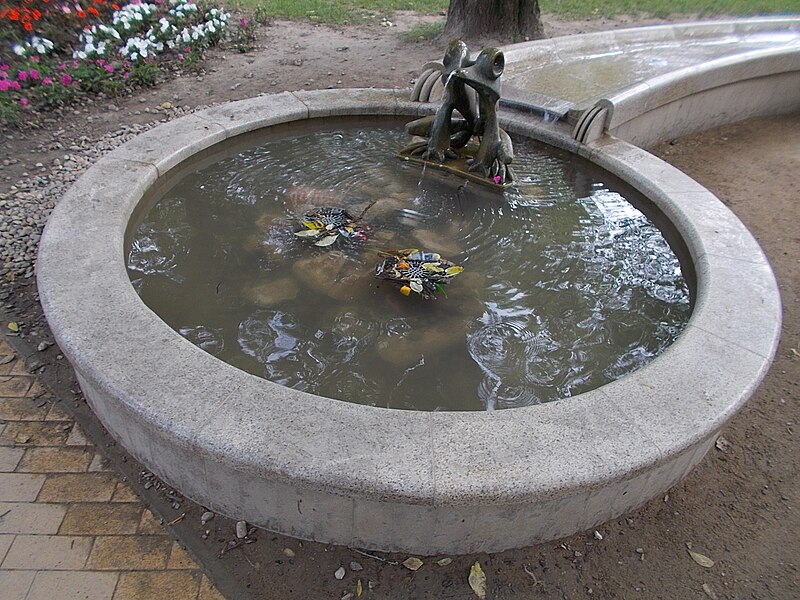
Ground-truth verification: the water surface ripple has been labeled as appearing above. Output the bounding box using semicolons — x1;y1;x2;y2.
128;121;690;411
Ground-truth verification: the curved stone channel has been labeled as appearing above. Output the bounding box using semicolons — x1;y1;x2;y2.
37;89;781;553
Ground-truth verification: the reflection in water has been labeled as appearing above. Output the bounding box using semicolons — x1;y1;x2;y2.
128;122;691;411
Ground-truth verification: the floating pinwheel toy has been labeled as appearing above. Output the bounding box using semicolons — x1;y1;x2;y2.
294;207;368;247
374;248;464;299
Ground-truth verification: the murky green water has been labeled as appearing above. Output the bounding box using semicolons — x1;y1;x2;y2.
127;120;691;411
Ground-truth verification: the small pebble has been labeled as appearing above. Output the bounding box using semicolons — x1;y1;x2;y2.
236;520;247;539
283;548;295;558
334;566;346;580
349;561;363;571
201;511;214;524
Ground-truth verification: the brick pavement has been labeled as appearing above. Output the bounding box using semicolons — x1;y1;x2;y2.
0;337;227;600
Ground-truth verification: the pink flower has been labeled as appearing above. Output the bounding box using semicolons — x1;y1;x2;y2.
241;17;247;28
29;69;39;80
17;71;27;82
61;74;73;86
41;77;53;85
19;97;30;108
177;53;184;60
0;80;9;92
103;64;114;73
0;64;8;71
10;81;21;91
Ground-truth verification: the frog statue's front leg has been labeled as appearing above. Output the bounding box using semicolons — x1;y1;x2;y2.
403;39;477;163
454;47;515;184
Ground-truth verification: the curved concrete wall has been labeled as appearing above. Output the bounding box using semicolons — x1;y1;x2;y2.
575;47;800;147
37;89;781;553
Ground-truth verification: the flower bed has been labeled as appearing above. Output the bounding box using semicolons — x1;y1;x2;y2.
1;0;231;125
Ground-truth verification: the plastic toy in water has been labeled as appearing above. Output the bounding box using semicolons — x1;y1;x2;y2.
294;207;369;247
374;248;463;299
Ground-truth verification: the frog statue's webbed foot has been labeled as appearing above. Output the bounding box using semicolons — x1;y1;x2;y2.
421;146;458;162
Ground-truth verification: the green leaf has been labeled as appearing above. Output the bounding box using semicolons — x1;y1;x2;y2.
7;322;19;333
469;561;487;599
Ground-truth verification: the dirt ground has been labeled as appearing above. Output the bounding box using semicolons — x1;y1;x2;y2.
1;12;798;600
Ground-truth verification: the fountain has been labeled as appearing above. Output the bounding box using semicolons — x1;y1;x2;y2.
37;35;781;552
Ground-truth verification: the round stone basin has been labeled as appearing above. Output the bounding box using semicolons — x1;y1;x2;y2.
36;89;781;553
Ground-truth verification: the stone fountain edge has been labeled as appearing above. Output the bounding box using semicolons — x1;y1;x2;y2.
36;88;782;553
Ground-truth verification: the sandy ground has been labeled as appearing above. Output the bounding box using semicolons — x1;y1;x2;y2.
1;12;798;600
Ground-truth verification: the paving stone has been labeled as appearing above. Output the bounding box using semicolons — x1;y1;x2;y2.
0;472;46;501
137;508;166;535
0;445;26;472
88;535;172;570
44;402;72;421
1;421;71;446
17;447;94;472
60;503;142;535
0;569;36;600
167;541;199;569
110;482;140;503
88;452;114;472
38;473;118;503
27;570;120;600
0;501;67;534
0;533;14;563
0;375;32;397
113;571;201;600
199;575;227;600
0;397;49;421
2;534;92;569
65;424;92;446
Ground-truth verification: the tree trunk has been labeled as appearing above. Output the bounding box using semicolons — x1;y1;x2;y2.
441;0;544;43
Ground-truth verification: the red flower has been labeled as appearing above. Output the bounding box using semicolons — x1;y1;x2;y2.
24;21;33;30
77;9;86;18
88;6;98;15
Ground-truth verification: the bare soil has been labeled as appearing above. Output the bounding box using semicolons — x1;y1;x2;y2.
1;12;798;600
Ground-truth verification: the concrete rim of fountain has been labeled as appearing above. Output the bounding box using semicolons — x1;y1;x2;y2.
37;88;781;553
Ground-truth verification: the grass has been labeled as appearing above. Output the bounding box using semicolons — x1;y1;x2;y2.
541;0;797;19
222;0;447;23
223;0;797;23
404;20;445;41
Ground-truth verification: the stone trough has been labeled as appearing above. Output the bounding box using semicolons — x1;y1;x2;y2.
37;86;781;553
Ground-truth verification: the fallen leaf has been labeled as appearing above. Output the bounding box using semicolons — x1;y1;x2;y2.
7;322;19;333
160;101;172;109
790;348;799;357
437;557;452;566
688;549;715;568
314;234;339;247
402;556;423;571
356;579;363;597
468;561;486;599
294;229;320;238
702;583;718;599
445;265;463;276
0;355;14;365
14;433;31;444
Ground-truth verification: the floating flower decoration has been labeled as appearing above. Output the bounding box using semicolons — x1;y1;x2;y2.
294;207;368;247
374;248;463;299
